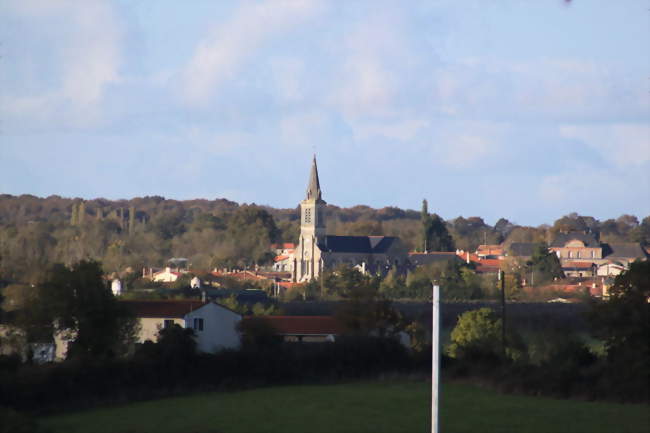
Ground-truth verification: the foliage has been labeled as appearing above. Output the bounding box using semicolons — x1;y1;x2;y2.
420;200;455;252
0;406;48;433
0;195;646;286
236;316;282;349
448;308;502;360
331;266;403;337
588;260;650;401
34;261;139;359
527;243;564;285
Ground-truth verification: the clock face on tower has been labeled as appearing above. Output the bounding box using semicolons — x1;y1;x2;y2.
304;250;310;259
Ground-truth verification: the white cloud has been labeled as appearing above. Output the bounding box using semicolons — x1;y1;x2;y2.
332;9;413;121
271;57;307;103
351;118;429;142
281;111;327;148
560;124;650;168
434;122;508;168
538;165;629;208
180;0;324;107
1;0;123;128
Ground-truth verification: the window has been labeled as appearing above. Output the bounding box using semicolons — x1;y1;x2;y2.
193;318;204;332
304;208;312;223
576;251;581;259
568;251;572;258
163;319;174;329
591;251;595;258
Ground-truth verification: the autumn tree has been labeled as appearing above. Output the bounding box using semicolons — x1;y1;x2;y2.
35;260;139;359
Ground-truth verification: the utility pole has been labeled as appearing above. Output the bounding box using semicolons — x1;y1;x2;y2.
498;270;506;358
431;283;440;433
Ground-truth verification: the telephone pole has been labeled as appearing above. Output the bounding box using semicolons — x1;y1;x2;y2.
432;283;440;433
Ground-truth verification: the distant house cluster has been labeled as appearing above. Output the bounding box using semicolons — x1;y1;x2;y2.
508;232;647;278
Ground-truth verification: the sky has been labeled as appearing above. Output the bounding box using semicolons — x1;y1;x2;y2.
1;0;648;226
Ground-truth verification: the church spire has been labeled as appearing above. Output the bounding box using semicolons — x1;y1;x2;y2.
306;155;322;201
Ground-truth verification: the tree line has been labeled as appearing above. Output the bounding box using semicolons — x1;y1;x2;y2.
0;194;647;285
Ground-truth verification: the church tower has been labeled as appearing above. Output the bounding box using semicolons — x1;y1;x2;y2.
294;156;326;282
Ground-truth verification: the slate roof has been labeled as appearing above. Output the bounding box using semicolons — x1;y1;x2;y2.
318;235;399;254
408;252;462;266
121;300;207;318
602;243;648;260
551;232;599;248
508;242;537;257
252;316;343;336
306;156;322;201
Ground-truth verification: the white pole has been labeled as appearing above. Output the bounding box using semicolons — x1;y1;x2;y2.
432;284;440;433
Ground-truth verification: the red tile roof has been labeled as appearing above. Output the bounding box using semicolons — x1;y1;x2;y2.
562;262;595;269
211;270;268;280
121;300;207;318
251;316;343;336
274;255;290;262
271;243;296;250
278;282;303;289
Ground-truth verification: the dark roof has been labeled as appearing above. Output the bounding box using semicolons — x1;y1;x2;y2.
251;316;343;336
508;242;537;257
408;252;462;266
318;235;399;254
551;232;599;248
121;300;207;318
602;243;647;260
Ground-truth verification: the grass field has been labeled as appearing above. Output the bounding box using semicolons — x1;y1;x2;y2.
42;381;649;433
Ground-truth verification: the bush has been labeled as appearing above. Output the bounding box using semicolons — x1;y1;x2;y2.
448;308;502;360
0;406;48;433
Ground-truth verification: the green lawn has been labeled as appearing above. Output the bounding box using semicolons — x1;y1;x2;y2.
42;381;649;433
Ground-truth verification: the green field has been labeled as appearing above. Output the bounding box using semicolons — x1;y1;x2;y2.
42;381;649;433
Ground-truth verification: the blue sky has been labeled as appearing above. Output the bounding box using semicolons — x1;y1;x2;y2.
1;0;648;225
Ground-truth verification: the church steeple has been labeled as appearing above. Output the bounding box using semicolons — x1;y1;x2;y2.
306;155;322;201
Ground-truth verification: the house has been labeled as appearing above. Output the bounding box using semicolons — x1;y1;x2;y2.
291;157;407;282
152;267;181;283
121;300;241;353
272;243;296;272
250;315;343;342
273;254;294;272
111;278;122;296
550;232;602;261
596;261;627;277
562;261;596;278
408;252;462;267
476;244;504;259
601;243;648;268
190;276;201;289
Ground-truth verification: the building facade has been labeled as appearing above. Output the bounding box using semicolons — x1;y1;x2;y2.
292;157;406;282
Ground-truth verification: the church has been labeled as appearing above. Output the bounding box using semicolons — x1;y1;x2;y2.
292;157;407;282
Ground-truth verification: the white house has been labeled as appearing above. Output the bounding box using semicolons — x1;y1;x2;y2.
190;276;201;289
184;303;241;353
121;300;242;353
152;267;181;283
111;278;122;296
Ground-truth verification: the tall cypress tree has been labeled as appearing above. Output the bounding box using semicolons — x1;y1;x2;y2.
421;199;454;252
129;206;136;235
421;199;432;252
70;203;78;226
78;201;85;226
